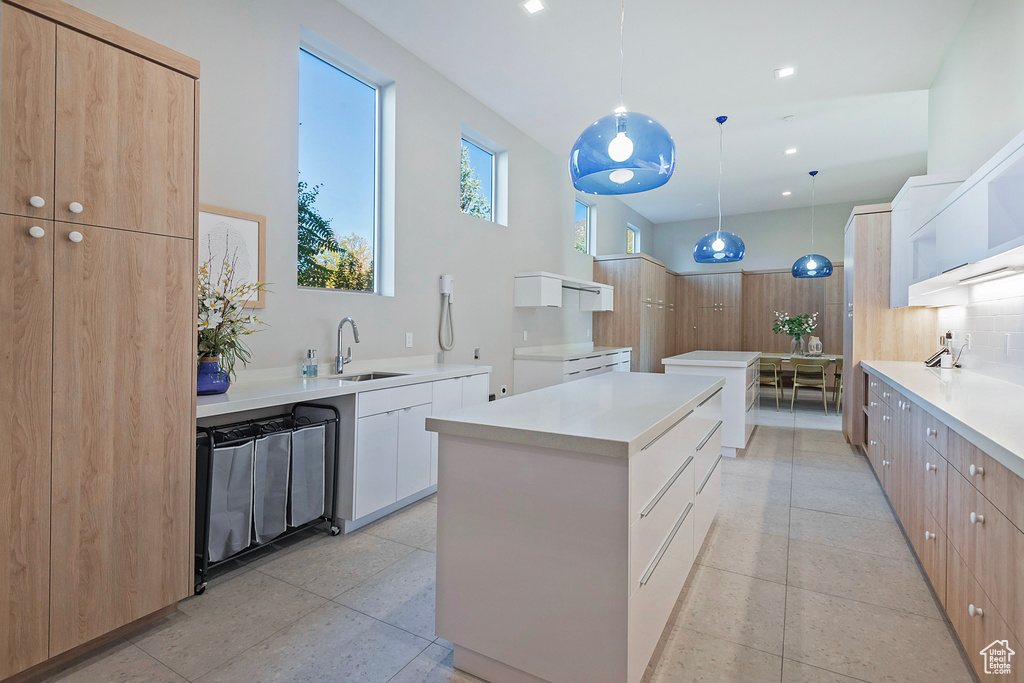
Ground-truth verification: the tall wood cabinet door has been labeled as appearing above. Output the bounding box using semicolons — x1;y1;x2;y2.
0;215;53;679
719;273;742;308
50;223;193;655
55;28;194;238
0;4;55;220
720;308;743;351
696;308;716;351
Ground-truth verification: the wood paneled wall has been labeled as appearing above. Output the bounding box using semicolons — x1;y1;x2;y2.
740;266;844;354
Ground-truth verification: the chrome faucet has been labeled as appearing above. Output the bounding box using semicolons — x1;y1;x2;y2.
337;317;360;373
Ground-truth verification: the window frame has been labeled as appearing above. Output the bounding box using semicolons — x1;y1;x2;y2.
461;135;495;223
626;224;639;254
298;31;394;295
460;124;508;227
574;199;593;255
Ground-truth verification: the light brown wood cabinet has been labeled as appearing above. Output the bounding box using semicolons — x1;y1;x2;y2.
863;371;1024;681
0;1;199;677
594;254;668;372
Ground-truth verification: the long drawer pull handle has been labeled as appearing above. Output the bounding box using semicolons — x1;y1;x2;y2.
970;512;985;525
639;502;693;586
969;464;985;477
697;421;723;451
697;387;723;408
642;410;694;451
697;454;723;495
640;456;693;518
969;604;983;618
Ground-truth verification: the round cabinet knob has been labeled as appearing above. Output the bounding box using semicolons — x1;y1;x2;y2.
925;462;935;472
870;401;877;407
68;202;83;214
969;464;985;477
68;231;83;243
28;226;45;239
29;195;46;208
969;604;983;618
970;512;985;525
869;440;877;446
926;427;936;438
925;531;935;540
882;459;889;467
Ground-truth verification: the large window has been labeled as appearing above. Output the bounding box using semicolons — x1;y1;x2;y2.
298;48;378;292
461;138;494;221
626;224;639;254
574;200;591;253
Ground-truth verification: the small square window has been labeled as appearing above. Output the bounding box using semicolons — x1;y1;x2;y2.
626;225;639;254
574;200;591;254
461;138;494;221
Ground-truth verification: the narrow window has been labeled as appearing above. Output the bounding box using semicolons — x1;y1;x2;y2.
574;200;591;254
626;224;639;254
461;138;494;221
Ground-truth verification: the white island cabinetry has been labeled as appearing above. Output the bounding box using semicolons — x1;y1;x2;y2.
662;351;759;458
427;372;724;683
513;343;631;394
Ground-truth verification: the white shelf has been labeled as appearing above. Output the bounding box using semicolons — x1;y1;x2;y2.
513;271;613;310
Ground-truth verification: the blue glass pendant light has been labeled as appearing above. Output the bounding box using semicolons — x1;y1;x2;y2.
694;116;745;263
568;1;675;195
792;171;833;278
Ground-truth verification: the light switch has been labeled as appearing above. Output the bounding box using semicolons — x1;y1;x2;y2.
405;332;413;348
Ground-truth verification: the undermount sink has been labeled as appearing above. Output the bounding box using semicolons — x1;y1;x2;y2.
334;371;408;382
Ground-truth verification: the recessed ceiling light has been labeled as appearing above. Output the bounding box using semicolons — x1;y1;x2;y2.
785;148;797;155
782;191;792;196
520;0;546;15
775;66;797;79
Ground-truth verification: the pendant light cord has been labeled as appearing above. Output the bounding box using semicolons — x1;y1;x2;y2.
618;0;626;110
717;119;724;239
810;172;816;252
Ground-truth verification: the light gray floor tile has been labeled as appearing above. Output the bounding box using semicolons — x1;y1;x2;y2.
791;451;871;472
433;636;453;651
787;540;943;620
336;550;438;640
389;643;484;683
721;473;792;507
784;587;972;682
722;456;793;483
194;602;431;683
695;524;789;583
790;482;894;522
38;640;187;683
788;508;912;561
257;531;416;598
362;500;438;551
676;564;788;655
791;465;879;494
130;570;325;680
647;626;783;683
716;499;793;537
782;659;866;683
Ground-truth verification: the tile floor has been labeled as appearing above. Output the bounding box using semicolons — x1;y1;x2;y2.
34;393;975;683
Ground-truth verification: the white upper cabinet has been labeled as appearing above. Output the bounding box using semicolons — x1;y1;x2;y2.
889;175;963;308
513;271;613;310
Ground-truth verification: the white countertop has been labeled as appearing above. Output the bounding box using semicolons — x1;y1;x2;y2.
513;343;632;361
662;351;761;368
425;372;723;459
197;362;490;419
862;361;1024;479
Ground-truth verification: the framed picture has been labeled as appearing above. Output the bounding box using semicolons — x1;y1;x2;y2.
198;204;267;308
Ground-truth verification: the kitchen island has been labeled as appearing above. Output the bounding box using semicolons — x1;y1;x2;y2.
662;350;760;457
426;372;724;683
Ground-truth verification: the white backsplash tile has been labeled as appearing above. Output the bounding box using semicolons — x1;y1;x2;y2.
937;277;1024;386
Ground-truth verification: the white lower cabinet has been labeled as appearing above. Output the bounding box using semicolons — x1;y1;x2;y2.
354;411;400;520
431;377;464;486
462;372;489;405
397;404;432;500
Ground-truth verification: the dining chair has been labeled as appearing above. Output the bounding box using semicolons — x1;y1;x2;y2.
833;357;844;413
791;358;832;414
758;357;785;411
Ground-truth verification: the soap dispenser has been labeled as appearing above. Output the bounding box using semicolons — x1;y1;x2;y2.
302;349;318;378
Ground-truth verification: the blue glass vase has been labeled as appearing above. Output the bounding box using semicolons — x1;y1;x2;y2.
197;357;230;395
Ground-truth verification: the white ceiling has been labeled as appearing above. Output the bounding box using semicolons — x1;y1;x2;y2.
336;0;976;224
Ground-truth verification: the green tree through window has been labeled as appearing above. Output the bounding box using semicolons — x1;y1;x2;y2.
461;143;492;220
297;180;374;291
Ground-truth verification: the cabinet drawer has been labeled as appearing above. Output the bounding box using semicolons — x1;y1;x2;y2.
629;455;694;587
615;350;631;364
947;431;1024;530
866;430;884;478
867;375;882;401
879;381;895;407
693;453;722;550
581;354;607;371
921;451;947;531
357;382;433;417
629;410;708;522
946;541;1023;682
627;502;694;683
582;364;610;379
694;421;722;487
920;410;948;459
563;358;583;375
948;469;1024;643
916;507;946;607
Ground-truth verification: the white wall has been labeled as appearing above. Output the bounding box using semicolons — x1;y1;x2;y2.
65;0;652;395
646;201;885;273
928;0;1024;177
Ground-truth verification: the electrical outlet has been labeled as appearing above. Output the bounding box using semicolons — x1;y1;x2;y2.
965;333;972;350
500;385;508;396
1006;333;1012;355
405;332;413;348
587;328;591;338
523;330;528;342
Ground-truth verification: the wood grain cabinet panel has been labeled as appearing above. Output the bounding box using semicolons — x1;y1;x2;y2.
0;4;55;220
947;431;1024;531
0;215;53;679
49;223;193;655
55;27;194;237
916;507;946;606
